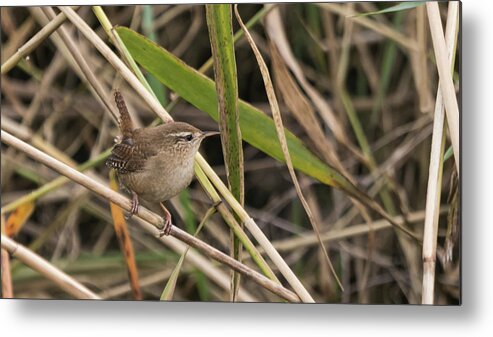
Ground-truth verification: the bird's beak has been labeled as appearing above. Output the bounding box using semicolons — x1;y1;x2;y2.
201;131;220;138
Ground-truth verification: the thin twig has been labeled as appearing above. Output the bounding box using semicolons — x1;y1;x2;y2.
1;247;13;298
1;8;77;74
42;7;119;122
58;6;171;123
70;5;313;302
1;215;14;298
268;208;447;253
0;130;300;303
318;3;418;51
196;154;313;302
1;234;100;299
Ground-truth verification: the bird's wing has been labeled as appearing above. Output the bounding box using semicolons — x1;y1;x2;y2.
106;137;159;173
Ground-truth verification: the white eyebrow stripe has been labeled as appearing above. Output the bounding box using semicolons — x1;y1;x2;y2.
171;131;193;138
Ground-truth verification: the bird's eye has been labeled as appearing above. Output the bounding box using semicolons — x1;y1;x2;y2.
184;134;193;142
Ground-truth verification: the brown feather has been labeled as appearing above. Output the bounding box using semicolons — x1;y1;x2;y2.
106;130;160;173
114;90;134;139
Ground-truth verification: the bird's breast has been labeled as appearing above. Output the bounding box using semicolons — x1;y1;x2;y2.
120;154;195;203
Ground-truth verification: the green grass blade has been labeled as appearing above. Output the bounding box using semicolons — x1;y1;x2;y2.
178;189;209;301
160;251;187;301
160;206;215;301
205;4;244;302
141;5;167;105
371;11;405;126
443;145;454;162
353;2;424;17
205;4;243;206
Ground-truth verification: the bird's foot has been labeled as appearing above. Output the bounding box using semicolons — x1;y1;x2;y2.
125;191;139;220
157;203;173;237
158;217;172;237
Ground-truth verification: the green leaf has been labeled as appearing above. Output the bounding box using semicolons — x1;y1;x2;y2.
116;26;352;190
353;2;424;17
116;27;421;241
141;5;167;105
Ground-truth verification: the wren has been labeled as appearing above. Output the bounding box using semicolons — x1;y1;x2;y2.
106;90;219;236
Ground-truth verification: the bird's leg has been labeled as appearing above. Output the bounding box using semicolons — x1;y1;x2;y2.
125;191;139;220
158;202;173;237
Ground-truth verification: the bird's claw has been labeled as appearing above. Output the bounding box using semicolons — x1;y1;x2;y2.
125;192;139;220
158;218;172;237
157;204;173;237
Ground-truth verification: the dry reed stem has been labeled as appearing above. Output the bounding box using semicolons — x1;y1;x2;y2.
42;7;119;122
153;5;193;29
1;247;13;298
195;154;312;302
409;6;433;114
328;4;422;300
354;28;380;94
322;10;340;83
28;8;84;84
58;7;171;123
1;121;256;301
268;208;446;253
1;215;13;298
1;8;76;74
426;2;460;173
416;5;433;113
319;3;418;51
0;130;299;302
422;2;459;305
1;115;76;168
195;162;279;283
2;17;35;61
235;4;343;293
100;269;173;299
137;219;258;302
337;7;375;295
265;8;379;244
28;7;125;140
60;5;311;301
265;7;364;162
22;54;65;126
1;235;100;299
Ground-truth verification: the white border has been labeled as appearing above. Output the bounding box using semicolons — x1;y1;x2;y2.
2;0;492;336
